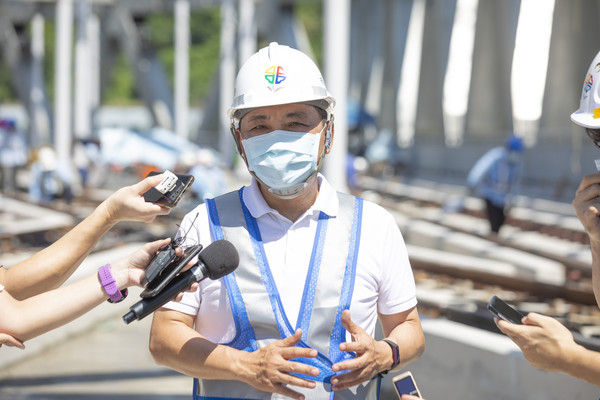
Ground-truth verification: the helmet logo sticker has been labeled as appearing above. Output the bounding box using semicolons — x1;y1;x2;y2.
584;73;594;94
265;66;286;85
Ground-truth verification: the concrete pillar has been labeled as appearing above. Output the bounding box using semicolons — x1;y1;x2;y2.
360;0;386;123
74;0;92;139
540;0;597;141
396;0;426;148
30;13;51;147
323;0;350;192
380;0;409;134
54;0;74;164
238;0;257;65
88;13;100;126
467;1;518;139
219;0;236;165
174;0;190;140
114;7;174;130
416;0;454;143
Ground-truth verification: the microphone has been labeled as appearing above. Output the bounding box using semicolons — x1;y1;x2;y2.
122;239;239;324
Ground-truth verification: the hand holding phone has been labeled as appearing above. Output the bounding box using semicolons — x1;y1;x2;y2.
143;170;194;208
487;295;525;324
140;243;202;298
393;371;422;398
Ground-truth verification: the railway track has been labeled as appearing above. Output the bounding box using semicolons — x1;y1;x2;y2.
358;174;600;350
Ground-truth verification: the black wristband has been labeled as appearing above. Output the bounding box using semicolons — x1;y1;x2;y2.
380;339;400;375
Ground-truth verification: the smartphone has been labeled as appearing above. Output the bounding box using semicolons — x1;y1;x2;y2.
393;371;422;398
140;244;202;298
487;295;525;324
142;170;195;208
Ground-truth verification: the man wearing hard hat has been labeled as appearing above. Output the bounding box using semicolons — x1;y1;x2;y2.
494;51;600;388
572;50;600;309
150;42;425;400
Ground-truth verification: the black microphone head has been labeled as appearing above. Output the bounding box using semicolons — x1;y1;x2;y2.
199;240;239;280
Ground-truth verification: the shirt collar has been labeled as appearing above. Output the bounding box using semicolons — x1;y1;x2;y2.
242;174;339;221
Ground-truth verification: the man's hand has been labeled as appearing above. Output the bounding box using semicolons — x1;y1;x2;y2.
243;329;319;400
495;312;578;372
330;310;386;391
573;174;600;242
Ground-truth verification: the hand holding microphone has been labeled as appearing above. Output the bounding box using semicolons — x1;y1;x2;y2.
123;240;239;324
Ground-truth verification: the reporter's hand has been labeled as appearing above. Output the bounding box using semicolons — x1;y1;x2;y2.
100;174;171;225
331;310;385;391
240;329;319;400
402;395;423;400
495;312;578;372
573;174;600;242
0;332;25;349
110;239;199;298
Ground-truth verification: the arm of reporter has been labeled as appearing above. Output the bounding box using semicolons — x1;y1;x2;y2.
497;312;600;386
150;309;319;400
2;174;170;299
0;332;24;349
0;238;188;343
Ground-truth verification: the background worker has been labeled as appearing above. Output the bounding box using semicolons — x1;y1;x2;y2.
149;42;424;400
466;134;524;234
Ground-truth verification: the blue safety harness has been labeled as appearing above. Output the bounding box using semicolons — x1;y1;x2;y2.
193;188;380;400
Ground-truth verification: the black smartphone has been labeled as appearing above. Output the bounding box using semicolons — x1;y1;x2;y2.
140;244;202;298
487;295;525;324
142;170;195;208
393;371;422;398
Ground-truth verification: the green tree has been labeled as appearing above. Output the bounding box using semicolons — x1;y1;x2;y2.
296;1;323;66
99;7;222;106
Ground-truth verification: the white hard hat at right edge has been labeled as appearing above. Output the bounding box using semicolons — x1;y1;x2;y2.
228;42;336;125
571;50;600;129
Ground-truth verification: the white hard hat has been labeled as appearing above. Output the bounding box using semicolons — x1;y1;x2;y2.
571;50;600;128
38;146;57;171
228;42;335;125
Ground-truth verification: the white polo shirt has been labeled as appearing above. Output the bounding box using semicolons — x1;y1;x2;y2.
163;175;417;344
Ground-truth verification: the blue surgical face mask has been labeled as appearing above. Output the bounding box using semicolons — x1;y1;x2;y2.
241;125;325;198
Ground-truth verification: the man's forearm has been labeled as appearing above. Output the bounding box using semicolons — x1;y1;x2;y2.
563;344;600;386
391;320;425;371
150;310;252;383
380;308;426;372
